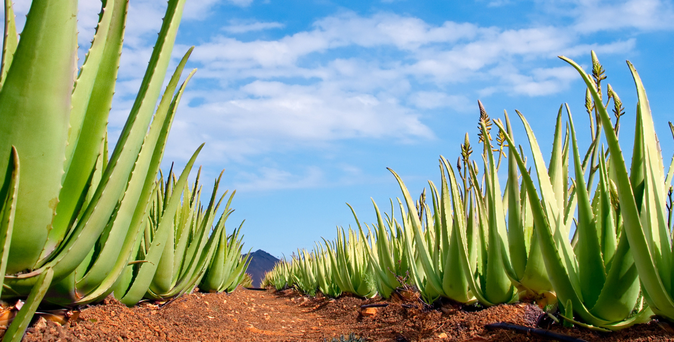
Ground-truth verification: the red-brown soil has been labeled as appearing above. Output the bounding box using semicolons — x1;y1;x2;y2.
11;287;674;341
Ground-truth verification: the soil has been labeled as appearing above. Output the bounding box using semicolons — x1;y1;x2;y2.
9;287;674;341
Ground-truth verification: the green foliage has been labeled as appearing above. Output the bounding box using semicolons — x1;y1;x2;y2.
0;0;244;339
560;54;674;322
264;52;672;331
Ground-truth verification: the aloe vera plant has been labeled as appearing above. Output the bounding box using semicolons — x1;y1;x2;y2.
313;243;342;297
491;53;653;329
352;201;413;299
114;167;248;304
200;221;251;294
292;249;319;296
325;227;377;298
0;0;208;338
559;53;674;321
262;51;671;334
383;165;477;304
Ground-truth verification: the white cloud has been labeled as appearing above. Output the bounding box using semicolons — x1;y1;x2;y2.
183;0;222;19
572;0;674;32
408;91;471;111
7;3;652;185
234;167;324;191
228;0;255;7
559;38;637;58
487;0;513;7
163;79;434;165
313;12;480;50
156;10;642;167
222;21;285;33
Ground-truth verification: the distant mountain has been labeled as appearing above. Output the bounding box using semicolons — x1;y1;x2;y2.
243;249;280;287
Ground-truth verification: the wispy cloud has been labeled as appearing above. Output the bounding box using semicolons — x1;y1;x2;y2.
572;0;674;32
161;10;639;168
227;0;255;7
234;166;324;191
164;79;433;165
222;20;285;33
10;0;663;192
408;92;472;110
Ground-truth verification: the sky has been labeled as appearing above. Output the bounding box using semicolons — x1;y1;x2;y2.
13;0;674;259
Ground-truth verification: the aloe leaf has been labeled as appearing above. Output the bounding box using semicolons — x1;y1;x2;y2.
173;177;199;277
597;150;617;266
388;168;444;295
169;209;229;297
176;183;229;286
0;0;189;294
223;244;252;292
46;0;124;259
221;230;248;291
352;202;398;297
0;147;18;298
64;0;116;171
149;213;176;295
17;0;189;288
666;123;673;187
160;178;233;298
0;0;78;275
3;267;53;342
82;58;195;288
568;110;605;308
518;227;552;294
173;197;195;280
502;112;551;294
61;61;196;306
0;0;18;88
589;226;645;323
201;223;233;292
479;121;516;304
503;112;526;280
437;157;472;303
548;107;566;216
443;157;495;306
119;143;203;306
493;118;585;316
496;114;643;329
513;111;580;284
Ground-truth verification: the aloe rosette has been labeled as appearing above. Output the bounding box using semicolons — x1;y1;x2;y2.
312;243;342;297
325;227;377;298
384;164;477;304
499;113;552;296
0;0;206;339
559;53;674;321
260;51;672;334
352;200;414;299
114;167;249;303
292;249;319;296
492;54;652;328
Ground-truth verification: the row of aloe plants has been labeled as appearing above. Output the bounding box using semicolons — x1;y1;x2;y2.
0;1;249;341
263;52;674;331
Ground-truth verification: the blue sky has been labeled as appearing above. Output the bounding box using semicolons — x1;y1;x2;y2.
15;0;674;259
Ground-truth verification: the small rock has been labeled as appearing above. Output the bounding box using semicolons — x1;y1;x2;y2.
361;307;378;316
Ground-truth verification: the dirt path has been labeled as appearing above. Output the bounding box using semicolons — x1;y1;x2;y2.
24;289;358;341
20;287;674;341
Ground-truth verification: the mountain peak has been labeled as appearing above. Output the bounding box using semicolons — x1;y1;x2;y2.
243;249;280;287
